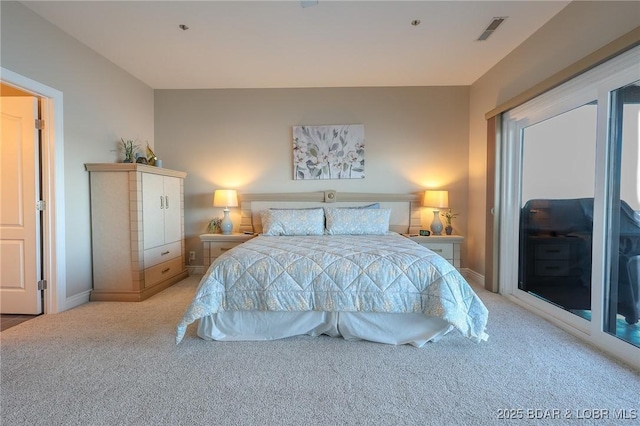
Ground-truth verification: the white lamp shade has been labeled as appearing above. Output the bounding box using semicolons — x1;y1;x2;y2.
423;190;449;209
213;189;238;208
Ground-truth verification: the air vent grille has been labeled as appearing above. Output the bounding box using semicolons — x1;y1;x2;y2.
477;17;506;41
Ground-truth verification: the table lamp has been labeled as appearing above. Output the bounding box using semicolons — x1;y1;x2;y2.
213;189;238;235
423;190;449;236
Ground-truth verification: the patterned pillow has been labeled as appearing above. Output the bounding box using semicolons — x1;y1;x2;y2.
339;203;380;209
260;208;325;236
325;207;391;235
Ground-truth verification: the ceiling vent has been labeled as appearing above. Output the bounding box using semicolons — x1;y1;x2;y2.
477;17;507;41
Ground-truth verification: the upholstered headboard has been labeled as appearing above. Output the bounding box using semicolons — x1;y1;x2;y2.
239;190;422;234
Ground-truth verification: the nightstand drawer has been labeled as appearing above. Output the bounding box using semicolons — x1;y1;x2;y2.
406;235;463;270
423;243;454;260
208;241;242;259
201;233;255;268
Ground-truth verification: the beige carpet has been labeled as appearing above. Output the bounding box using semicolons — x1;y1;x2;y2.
1;275;638;425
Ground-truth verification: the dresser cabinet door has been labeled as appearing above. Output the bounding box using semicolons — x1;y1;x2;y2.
162;176;182;244
143;173;182;249
142;173;165;249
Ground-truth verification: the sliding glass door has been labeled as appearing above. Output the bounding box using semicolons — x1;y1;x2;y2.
499;46;640;369
518;103;597;320
604;81;640;347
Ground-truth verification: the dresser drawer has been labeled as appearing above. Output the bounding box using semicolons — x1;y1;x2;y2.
144;257;183;289
422;243;454;260
144;241;181;269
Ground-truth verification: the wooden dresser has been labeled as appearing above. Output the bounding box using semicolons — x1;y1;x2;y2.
85;163;188;301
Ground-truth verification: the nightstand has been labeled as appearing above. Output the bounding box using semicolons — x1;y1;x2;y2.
407;235;463;270
200;233;255;268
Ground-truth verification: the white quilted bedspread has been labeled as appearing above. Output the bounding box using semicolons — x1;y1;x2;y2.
176;234;488;343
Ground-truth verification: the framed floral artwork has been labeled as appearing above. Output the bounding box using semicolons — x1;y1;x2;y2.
293;124;365;180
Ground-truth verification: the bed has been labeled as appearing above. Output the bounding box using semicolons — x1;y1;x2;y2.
176;191;489;346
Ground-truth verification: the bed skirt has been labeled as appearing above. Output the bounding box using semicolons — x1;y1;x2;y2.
197;311;453;347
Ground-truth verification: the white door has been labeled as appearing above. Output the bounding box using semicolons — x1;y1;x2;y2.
0;96;41;314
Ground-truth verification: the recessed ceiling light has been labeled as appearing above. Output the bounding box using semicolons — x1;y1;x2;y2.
178;24;189;31
411;20;421;27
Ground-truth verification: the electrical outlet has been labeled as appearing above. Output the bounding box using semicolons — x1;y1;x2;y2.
189;251;196;260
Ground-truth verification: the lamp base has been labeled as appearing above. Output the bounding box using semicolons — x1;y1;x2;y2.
220;209;233;235
430;210;443;236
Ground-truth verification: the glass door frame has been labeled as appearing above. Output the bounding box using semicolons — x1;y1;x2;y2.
497;46;640;370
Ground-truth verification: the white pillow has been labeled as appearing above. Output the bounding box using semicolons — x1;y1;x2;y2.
325;207;391;235
260;208;325;236
338;203;380;209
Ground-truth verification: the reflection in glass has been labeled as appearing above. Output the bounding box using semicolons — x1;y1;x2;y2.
606;81;640;348
518;103;597;318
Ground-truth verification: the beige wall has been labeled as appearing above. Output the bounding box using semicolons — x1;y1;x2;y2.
468;1;640;278
155;87;470;265
4;0;637;303
1;2;154;300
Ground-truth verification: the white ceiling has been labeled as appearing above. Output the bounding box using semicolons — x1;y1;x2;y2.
22;1;570;89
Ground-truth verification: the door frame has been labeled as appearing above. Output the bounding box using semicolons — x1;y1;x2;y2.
1;67;66;314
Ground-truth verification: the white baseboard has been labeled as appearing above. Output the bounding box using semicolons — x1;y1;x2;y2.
187;266;205;275
63;290;91;311
461;268;485;288
61;268;202;312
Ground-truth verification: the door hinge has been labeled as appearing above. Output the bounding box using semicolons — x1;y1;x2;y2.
35;119;45;130
38;280;47;290
36;200;46;211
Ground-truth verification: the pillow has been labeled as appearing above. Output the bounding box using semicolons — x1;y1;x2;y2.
270;207;320;210
325;207;391;235
338;203;380;209
260;208;325;236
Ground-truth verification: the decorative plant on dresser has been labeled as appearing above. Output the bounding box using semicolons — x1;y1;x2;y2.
118;138;138;163
85;163;188;301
